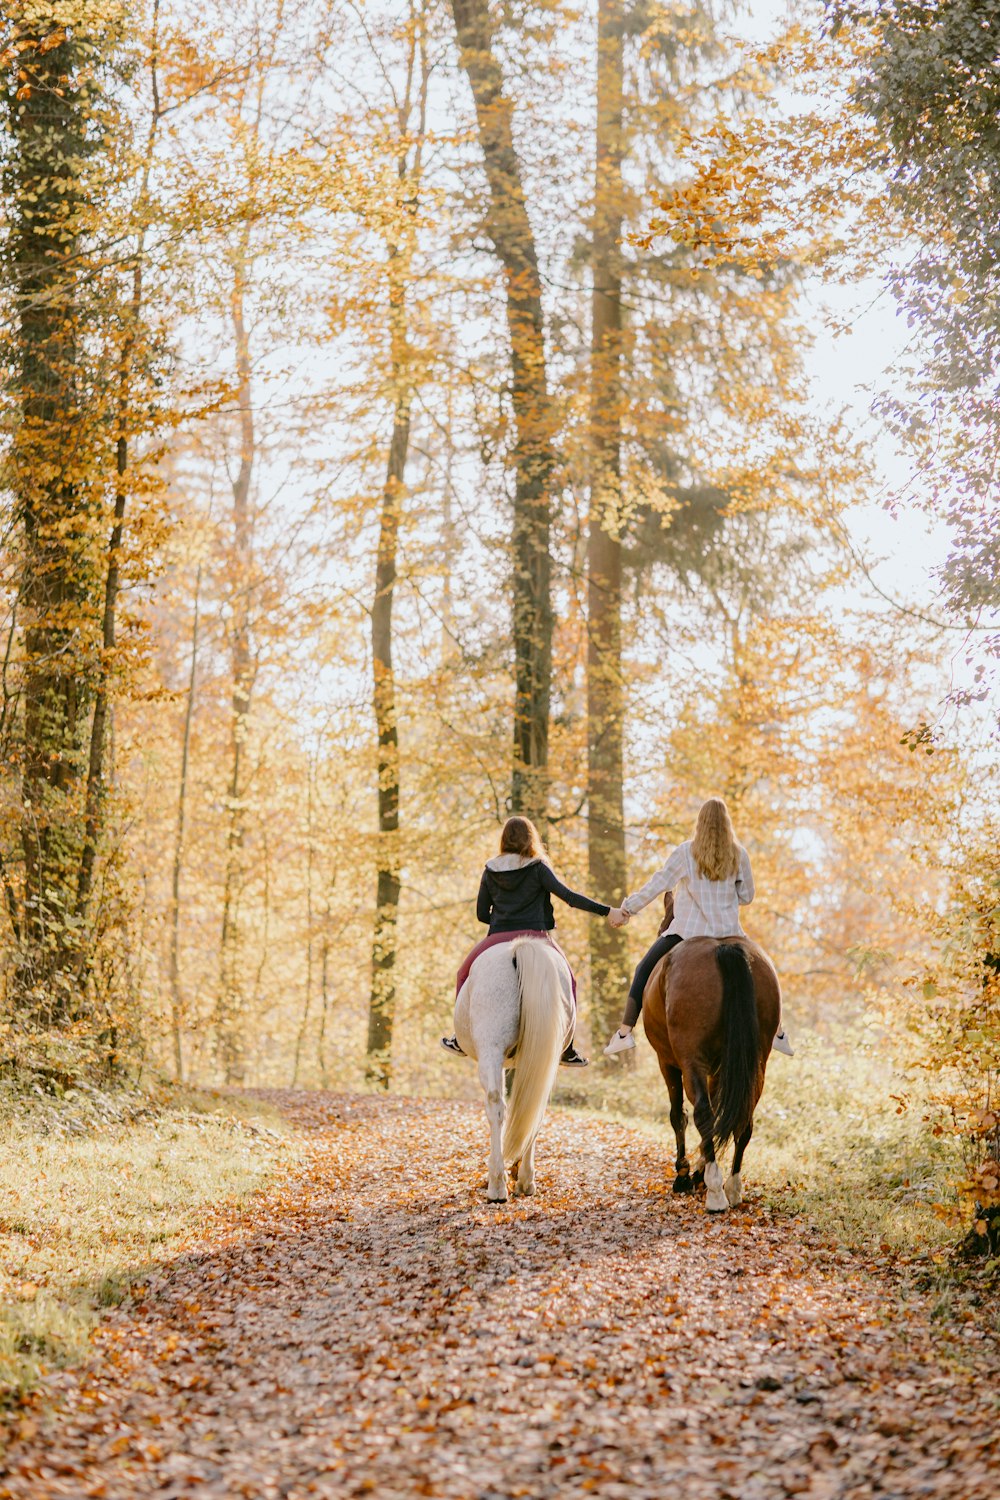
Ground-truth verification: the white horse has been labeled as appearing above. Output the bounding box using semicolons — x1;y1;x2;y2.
454;937;574;1202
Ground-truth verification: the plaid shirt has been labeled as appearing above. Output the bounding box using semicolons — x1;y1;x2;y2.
622;840;754;938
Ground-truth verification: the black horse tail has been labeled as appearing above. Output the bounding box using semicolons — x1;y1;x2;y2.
713;943;763;1149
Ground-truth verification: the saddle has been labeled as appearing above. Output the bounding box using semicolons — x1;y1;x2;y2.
456;929;578;1004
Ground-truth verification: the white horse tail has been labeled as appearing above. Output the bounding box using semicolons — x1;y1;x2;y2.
502;941;565;1169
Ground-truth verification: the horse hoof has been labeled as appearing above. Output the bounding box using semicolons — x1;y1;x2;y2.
691;1169;705;1190
514;1181;535;1197
704;1162;727;1212
672;1173;694;1194
725;1172;742;1207
487;1191;508;1204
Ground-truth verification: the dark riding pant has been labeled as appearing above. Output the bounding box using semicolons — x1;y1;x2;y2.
622;933;683;1027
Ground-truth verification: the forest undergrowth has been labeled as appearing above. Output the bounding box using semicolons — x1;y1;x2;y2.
0;1080;291;1404
561;1029;1000;1336
562;1030;957;1250
416;1020;996;1314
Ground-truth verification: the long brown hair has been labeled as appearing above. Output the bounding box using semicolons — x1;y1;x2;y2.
690;797;740;881
499;816;547;861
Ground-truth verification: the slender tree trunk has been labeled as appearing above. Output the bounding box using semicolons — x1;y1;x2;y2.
167;564;201;1084
294;757;315;1086
366;326;409;1088
318;931;331;1089
76;2;161;930
0;599;19;944
365;14;428;1087
319;860;335;1091
216;247;256;1083
587;0;628;1038
450;0;556;826
441;381;457;655
249;825;271;1084
75;455;126;929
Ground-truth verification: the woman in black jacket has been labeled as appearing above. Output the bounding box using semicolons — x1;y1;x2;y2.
442;816;619;1067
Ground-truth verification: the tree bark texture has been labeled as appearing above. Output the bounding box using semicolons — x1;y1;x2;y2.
365;18;428;1087
5;24;96;1015
587;0;629;1038
366;317;408;1089
216;252;257;1083
76;0;160;927
450;0;555;827
167;565;201;1084
294;757;315;1087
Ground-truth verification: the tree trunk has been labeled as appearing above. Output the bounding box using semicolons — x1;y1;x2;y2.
167;564;201;1085
249;825;271;1085
216;248;257;1084
587;0;629;1039
364;16;429;1087
76;1;161;929
366;339;408;1088
318;852;336;1091
74;455;126;929
318;917;331;1091
5;23;94;1016
294;757;315;1086
450;0;555;826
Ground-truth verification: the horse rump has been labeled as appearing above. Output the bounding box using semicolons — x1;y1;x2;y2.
712;943;764;1149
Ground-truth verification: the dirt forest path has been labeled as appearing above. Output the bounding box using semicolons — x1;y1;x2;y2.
2;1094;998;1500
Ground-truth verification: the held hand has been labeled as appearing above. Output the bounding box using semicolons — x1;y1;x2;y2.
607;906;630;929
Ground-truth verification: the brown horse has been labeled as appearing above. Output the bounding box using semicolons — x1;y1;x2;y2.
642;933;780;1212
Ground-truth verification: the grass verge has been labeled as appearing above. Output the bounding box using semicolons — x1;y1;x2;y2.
552;1023;963;1258
555;1026;1000;1334
0;1078;292;1404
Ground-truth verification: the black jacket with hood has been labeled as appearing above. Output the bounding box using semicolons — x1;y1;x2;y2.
477;854;610;934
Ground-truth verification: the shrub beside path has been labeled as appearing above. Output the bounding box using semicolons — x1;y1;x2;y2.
1;1092;997;1500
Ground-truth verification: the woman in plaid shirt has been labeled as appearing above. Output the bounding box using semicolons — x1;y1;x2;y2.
603;797;793;1057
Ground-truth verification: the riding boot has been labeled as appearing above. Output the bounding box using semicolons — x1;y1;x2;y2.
559;1041;589;1067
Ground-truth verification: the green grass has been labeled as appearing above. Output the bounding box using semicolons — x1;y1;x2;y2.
552;1023;961;1261
559;1037;1000;1341
0;1079;292;1403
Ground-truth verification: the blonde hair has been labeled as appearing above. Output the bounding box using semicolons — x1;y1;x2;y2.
690;797;740;881
499;816;547;862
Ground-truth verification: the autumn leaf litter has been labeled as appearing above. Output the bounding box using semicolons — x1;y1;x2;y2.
2;1092;997;1499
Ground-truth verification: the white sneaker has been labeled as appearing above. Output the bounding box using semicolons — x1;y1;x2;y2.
773;1029;794;1057
603;1029;636;1057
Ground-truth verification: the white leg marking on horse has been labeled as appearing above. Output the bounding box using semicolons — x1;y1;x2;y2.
705;1160;728;1212
724;1170;742;1207
482;1074;507;1202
